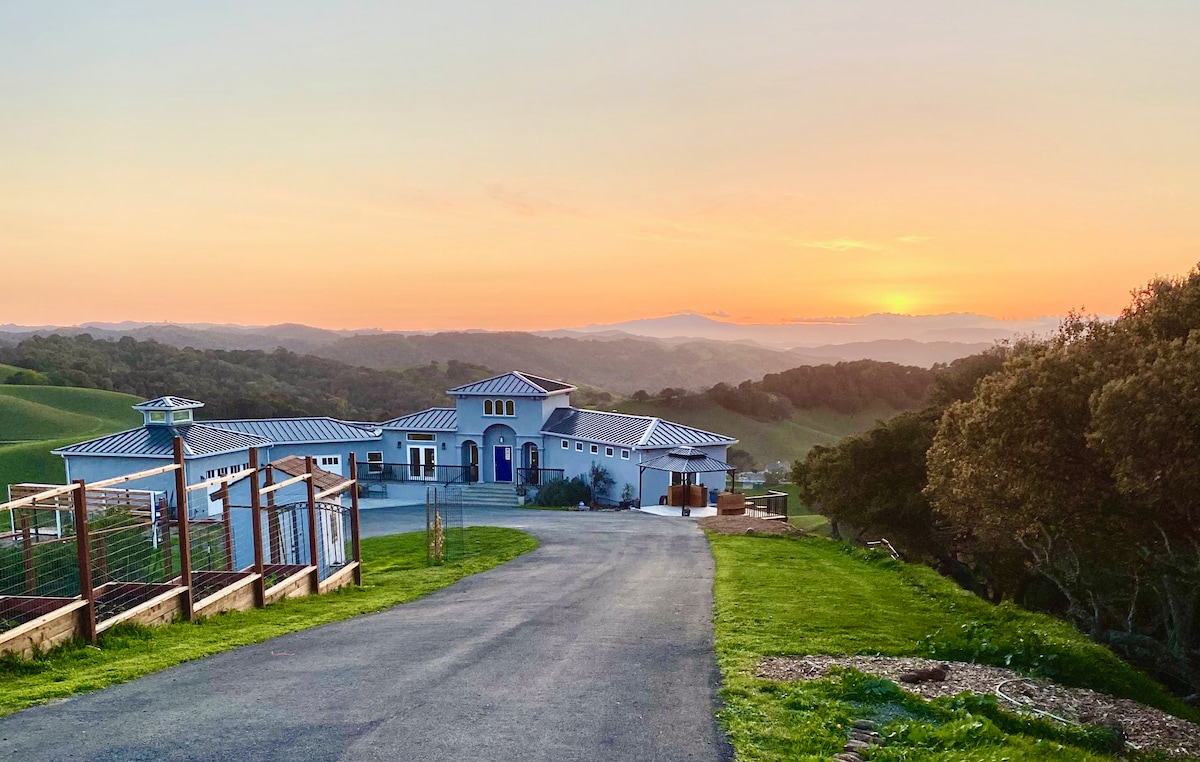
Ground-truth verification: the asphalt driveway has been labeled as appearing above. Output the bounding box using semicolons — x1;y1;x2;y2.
0;509;732;761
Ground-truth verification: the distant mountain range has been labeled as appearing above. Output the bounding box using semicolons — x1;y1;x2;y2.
553;312;1064;349
0;311;1064;392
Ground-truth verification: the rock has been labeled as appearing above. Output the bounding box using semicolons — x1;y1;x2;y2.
833;754;864;762
848;729;880;743
852;719;877;731
744;528;756;535
844;739;871;753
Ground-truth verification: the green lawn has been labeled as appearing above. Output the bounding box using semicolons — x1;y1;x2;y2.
0;386;143;491
709;533;1196;761
0;526;537;716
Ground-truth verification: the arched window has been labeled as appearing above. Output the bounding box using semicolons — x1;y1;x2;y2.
505;400;514;416
484;400;493;415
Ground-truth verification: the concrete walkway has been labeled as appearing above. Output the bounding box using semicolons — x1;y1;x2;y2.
0;509;731;762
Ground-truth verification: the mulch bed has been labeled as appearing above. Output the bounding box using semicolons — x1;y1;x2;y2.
698;516;805;536
759;654;1200;757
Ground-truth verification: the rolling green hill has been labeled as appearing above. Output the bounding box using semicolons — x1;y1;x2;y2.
617;396;902;466
0;386;143;492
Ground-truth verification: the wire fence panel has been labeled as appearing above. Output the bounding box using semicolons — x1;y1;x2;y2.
426;487;473;564
264;503;313;567
90;506;181;624
311;501;352;582
0;500;82;635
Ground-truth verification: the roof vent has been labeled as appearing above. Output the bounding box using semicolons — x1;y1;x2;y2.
132;396;204;427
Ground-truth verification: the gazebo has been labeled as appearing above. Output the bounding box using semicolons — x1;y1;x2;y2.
638;446;737;517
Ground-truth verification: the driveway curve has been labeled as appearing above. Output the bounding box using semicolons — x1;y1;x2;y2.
0;509;732;762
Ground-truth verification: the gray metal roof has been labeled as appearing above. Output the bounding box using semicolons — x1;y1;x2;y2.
642;419;737;448
204;417;381;444
380;408;458;431
541;408;651;447
132;396;204;410
53;424;269;459
448;371;576;397
639;446;735;474
541;408;737;449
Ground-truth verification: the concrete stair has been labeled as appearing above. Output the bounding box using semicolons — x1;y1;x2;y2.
456;483;520;508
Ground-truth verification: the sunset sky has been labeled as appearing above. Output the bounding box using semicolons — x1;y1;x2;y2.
2;2;1198;330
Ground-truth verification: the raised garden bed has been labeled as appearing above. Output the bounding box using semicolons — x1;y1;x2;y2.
94;583;184;631
192;570;259;617
0;596;88;659
262;563;315;605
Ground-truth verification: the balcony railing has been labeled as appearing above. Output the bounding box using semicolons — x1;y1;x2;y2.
357;462;478;487
516;468;565;487
744;490;788;518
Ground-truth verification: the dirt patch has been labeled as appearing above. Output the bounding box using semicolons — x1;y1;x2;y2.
698;516;804;536
759;654;1200;757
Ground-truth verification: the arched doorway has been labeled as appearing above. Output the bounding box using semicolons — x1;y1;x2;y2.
522;442;539;485
482;424;517;483
461;440;479;483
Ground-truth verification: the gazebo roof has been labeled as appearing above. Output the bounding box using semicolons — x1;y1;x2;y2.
639;446;735;474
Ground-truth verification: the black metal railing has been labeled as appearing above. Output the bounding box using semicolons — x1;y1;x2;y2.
744;490;788;518
357;462;478;487
516;468;565;487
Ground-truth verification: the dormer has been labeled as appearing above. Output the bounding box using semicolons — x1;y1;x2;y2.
133;396;204;427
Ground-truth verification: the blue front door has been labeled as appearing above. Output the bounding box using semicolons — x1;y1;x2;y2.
494;446;513;482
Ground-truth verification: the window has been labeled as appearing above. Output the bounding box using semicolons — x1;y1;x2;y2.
148;411;167;423
590;444;599;454
206;469;215;479
320;456;340;467
218;467;229;477
484;400;493;415
621;450;630;460
605;447;614;457
561;439;569;449
505;400;514;416
367;451;383;474
407;432;435;441
171;410;192;424
576;442;584;452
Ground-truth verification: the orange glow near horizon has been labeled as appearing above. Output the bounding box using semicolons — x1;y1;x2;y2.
1;4;1198;331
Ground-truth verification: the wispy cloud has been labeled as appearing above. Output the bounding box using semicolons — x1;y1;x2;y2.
484;182;581;218
800;238;882;252
897;235;934;244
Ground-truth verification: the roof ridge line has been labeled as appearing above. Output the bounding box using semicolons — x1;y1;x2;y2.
636;417;663;448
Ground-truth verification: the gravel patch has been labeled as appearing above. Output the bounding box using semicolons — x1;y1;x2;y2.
759;655;1200;757
698;516;804;536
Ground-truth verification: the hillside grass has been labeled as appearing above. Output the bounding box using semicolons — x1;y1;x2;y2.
0;386;143;491
617;396;901;465
0;526;538;717
0;363;26;379
710;533;1197;761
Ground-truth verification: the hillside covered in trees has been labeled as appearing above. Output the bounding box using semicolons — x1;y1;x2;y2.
0;335;490;421
793;267;1200;698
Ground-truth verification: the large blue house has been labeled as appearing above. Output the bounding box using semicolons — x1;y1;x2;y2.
54;371;737;510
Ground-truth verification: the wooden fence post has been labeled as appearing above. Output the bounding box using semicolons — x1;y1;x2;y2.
249;448;266;607
348;453;362;586
72;482;97;645
305;456;319;589
173;437;195;621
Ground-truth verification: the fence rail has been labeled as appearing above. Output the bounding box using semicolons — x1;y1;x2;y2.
515;468;565;487
357;461;478;486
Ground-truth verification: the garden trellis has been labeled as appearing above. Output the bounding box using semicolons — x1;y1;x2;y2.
0;442;363;660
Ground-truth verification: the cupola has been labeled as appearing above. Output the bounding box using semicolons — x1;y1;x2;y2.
132;396;204;427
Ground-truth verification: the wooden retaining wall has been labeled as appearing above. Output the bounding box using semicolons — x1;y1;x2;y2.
96;586;186;634
263;566;317;605
317;562;360;595
193;572;260;618
0;598;88;660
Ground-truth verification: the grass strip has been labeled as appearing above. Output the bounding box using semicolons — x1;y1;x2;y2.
0;526;537;717
709;532;1196;762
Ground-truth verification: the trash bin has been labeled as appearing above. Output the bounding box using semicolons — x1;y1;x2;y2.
708;488;718;504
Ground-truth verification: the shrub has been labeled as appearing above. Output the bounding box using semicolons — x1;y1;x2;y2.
535;477;591;507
